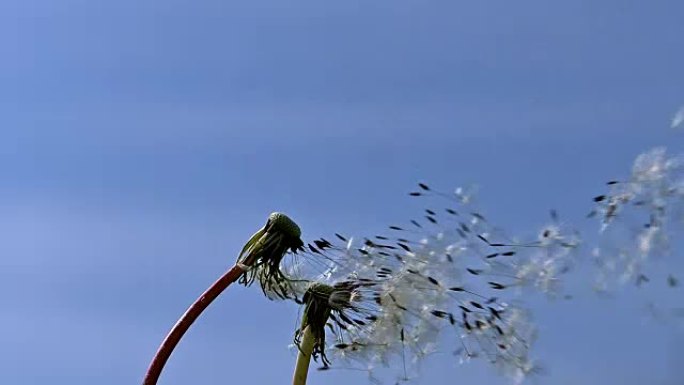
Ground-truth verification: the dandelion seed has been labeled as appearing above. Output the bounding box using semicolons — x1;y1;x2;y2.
668;275;679;287
590;147;684;291
549;209;558;221
671;105;684;129
489;282;506;290
290;184;574;383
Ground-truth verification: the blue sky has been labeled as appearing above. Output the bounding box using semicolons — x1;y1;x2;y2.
1;1;683;384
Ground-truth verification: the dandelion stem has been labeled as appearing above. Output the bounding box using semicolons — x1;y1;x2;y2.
143;264;245;385
292;325;316;385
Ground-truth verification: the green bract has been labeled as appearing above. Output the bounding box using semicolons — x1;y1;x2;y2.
296;283;336;367
236;212;304;299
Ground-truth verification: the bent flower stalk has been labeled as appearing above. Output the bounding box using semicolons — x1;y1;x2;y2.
143;212;304;385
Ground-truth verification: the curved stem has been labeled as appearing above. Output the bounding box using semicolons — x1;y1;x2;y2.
143;264;245;385
292;325;315;385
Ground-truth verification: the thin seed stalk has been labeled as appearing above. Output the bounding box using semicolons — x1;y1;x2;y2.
292;325;316;385
143;264;245;385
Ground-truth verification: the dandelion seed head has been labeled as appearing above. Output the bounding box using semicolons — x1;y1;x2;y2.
268;211;302;239
235;212;305;300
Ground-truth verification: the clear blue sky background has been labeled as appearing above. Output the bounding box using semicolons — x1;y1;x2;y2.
1;1;683;384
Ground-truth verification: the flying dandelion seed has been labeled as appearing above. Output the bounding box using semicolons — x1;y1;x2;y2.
390;184;578;376
288;183;575;383
406;183;580;297
585;146;684;331
671;105;684;129
590;148;684;291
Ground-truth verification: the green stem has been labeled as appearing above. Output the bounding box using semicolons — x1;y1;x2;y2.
292;325;315;385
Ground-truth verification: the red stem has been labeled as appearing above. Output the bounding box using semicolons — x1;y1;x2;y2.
143;264;245;385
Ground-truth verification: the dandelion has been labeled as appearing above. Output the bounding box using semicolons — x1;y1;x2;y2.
289;183;562;384
289;241;436;383
144;212;305;385
294;280;384;368
236;212;305;300
290;272;419;384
